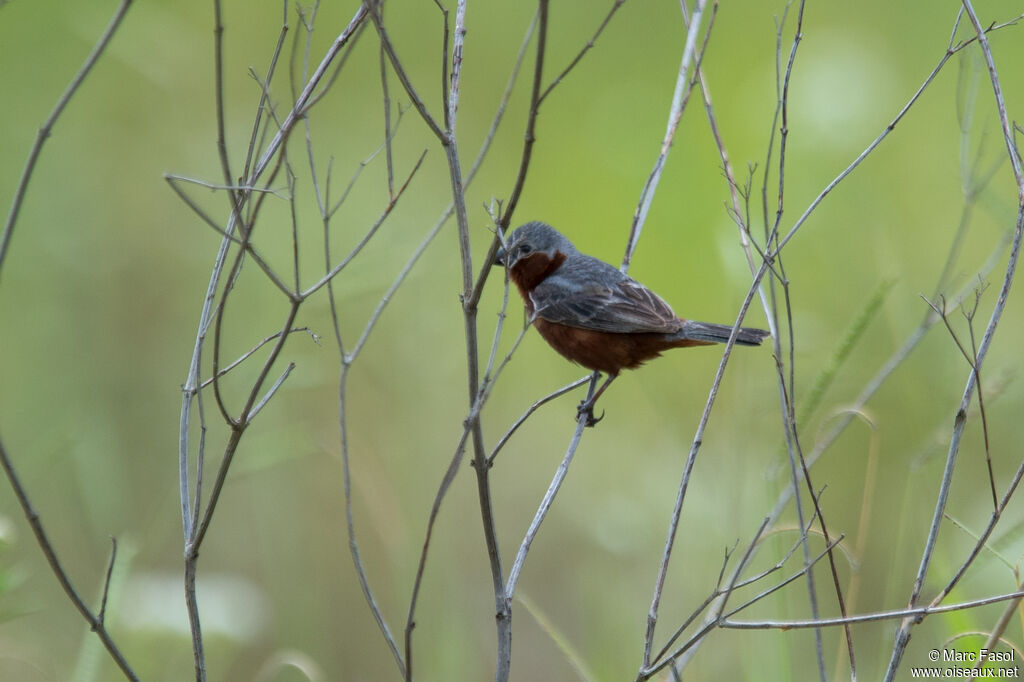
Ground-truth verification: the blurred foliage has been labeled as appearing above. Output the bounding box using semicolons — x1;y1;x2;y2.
2;0;1024;680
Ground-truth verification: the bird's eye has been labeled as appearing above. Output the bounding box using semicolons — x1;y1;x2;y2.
518;243;532;255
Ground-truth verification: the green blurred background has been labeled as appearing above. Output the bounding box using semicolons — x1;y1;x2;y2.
2;1;1024;680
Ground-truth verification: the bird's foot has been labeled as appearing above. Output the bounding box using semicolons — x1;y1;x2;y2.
577;399;604;427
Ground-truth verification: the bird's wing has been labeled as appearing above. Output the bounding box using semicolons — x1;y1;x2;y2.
530;274;681;334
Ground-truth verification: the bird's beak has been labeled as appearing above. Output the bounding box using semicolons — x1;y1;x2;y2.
494;245;506;267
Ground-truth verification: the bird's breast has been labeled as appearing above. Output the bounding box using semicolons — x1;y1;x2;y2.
508;250;568;304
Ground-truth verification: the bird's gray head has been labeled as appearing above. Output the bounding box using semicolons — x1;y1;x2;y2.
494;221;576;269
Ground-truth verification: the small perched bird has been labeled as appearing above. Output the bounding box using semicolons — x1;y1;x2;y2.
494;221;769;425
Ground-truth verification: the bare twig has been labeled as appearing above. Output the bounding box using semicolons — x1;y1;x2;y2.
492;0;549;241
367;1;445;140
405;424;474;681
338;16;537;675
199;327;317;388
300;150;427;299
667;6;1022;678
770;10;1019;260
377;2;395;197
179;0;367;539
378;2;552;679
337;365;406;676
241;2;290;183
505;375;598;598
637;3;747;668
641;528;845;680
97;536;118;628
211;0;236;212
726;589;1024;630
929;453;1024;620
970;595;1023;675
0;0;137;277
353;10;537;363
641;257;768;669
884;2;1024;677
173;5;374;678
622;0;710;273
757;3;845;677
445;2;515;677
922;290;998;508
0;0;138;677
190;300;301;552
254;5;370;179
538;0;627;105
246;362;296;424
0;439;138;680
312;77;409;674
487;376;591;466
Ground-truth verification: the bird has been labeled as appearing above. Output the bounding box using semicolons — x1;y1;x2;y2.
494;221;769;426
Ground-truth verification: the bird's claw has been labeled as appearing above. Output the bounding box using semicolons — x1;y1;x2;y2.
577;400;605;427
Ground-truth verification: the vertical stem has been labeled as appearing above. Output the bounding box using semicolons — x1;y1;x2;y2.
443;1;513;678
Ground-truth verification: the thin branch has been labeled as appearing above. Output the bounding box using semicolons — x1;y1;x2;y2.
0;439;139;680
689;3;778;342
963;290;998;508
621;0;710;273
287;168;301;292
190;297;302;554
0;1;138;677
353;12;536;362
252;4;370;179
336;17;536;675
962;4;1023;187
338;363;406;676
0;0;136;276
505;375;598;598
405;426;474;682
655;518;825;673
314;80;407;672
449;2;514;678
481;268;515;388
922;291;998;508
434;0;451;132
246;362;295;424
929;450;1024;615
241;2;290;183
179;0;369;541
666;518;772;659
771;11;1018;259
970;595;1023;675
466;2;546;308
171;26;316;660
211;0;236;213
322;105;408;219
366;1;445;141
302;22;370;113
885;3;1024;676
377;3;395;197
199;327;316;389
640;257;768;669
642;529;845;680
301;150;427;299
538;0;627;105
722;535;846;622
165;174;290;197
670;8;1021;676
488;377;591;466
97;536;118;628
725;589;1024;630
768;0;855;639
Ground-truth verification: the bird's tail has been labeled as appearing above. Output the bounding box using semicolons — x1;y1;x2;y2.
670;320;770;347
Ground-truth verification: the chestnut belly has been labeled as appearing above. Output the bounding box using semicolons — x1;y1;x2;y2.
533;318;711;375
